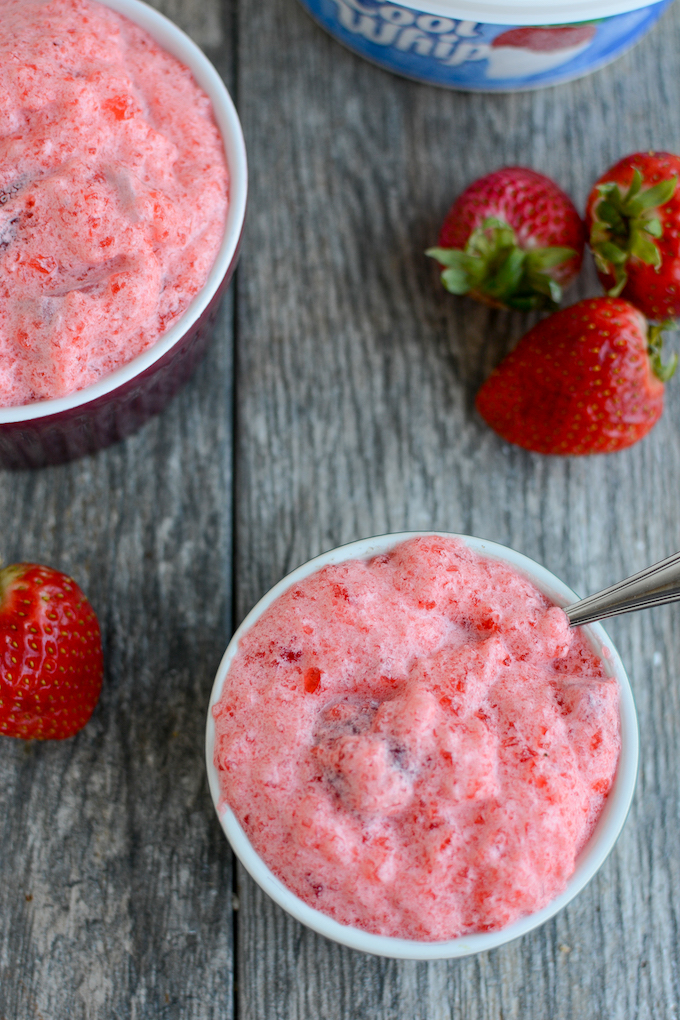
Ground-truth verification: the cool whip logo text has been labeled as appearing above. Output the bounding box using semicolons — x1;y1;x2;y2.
330;0;490;66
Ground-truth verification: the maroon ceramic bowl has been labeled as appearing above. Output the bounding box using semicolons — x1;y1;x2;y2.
0;0;248;469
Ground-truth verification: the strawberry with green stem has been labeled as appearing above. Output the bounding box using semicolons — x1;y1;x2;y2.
427;166;585;311
475;297;677;455
586;151;680;320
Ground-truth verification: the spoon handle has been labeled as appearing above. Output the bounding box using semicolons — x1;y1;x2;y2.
564;550;680;627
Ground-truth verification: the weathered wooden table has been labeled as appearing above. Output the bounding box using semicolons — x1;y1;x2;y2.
2;0;680;1015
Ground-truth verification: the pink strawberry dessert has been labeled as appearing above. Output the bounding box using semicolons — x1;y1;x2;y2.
0;0;229;406
212;537;620;941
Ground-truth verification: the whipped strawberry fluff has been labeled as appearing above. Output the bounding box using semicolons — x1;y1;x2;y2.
0;0;228;405
213;537;620;941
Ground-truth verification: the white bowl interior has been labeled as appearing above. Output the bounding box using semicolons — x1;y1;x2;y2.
205;532;639;960
0;0;247;424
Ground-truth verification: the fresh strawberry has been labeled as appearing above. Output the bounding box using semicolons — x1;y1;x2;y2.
427;166;585;311
0;564;103;739
475;297;676;455
586;151;680;320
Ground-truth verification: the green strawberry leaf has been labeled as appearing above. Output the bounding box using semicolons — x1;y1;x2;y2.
653;350;678;382
597;200;626;230
428;218;576;310
602;259;629;297
648;322;678;382
485;247;526;301
525;246;577;271
623;168;643;204
473;217;514;244
425;246;466;268
597;241;628;265
440;267;473;294
591;169;678;292
529;273;562;302
597;181;622;200
630;229;662;267
427;247;488;294
644;216;663;238
626;177;677;215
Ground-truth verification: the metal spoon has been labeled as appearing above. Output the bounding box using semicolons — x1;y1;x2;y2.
564;550;680;627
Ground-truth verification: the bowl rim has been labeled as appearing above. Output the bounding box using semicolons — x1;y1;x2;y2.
0;0;247;424
205;531;639;960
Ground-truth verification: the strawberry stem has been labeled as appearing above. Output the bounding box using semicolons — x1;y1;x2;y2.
0;563;26;604
648;321;678;382
591;169;677;296
427;217;576;311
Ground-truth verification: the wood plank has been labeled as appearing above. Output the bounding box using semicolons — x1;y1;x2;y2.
0;0;237;1013
235;0;680;1015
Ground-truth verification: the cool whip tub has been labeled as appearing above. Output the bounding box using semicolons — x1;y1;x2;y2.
297;0;673;89
206;533;638;959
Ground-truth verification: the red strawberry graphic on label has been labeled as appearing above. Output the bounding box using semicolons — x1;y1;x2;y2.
486;22;597;79
491;24;597;52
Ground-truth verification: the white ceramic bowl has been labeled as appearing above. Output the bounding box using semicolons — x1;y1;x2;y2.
0;0;248;468
205;532;638;959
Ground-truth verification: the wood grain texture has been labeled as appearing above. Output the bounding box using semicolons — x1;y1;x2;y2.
235;0;680;1016
0;297;237;1019
0;0;237;1005
3;0;680;1014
